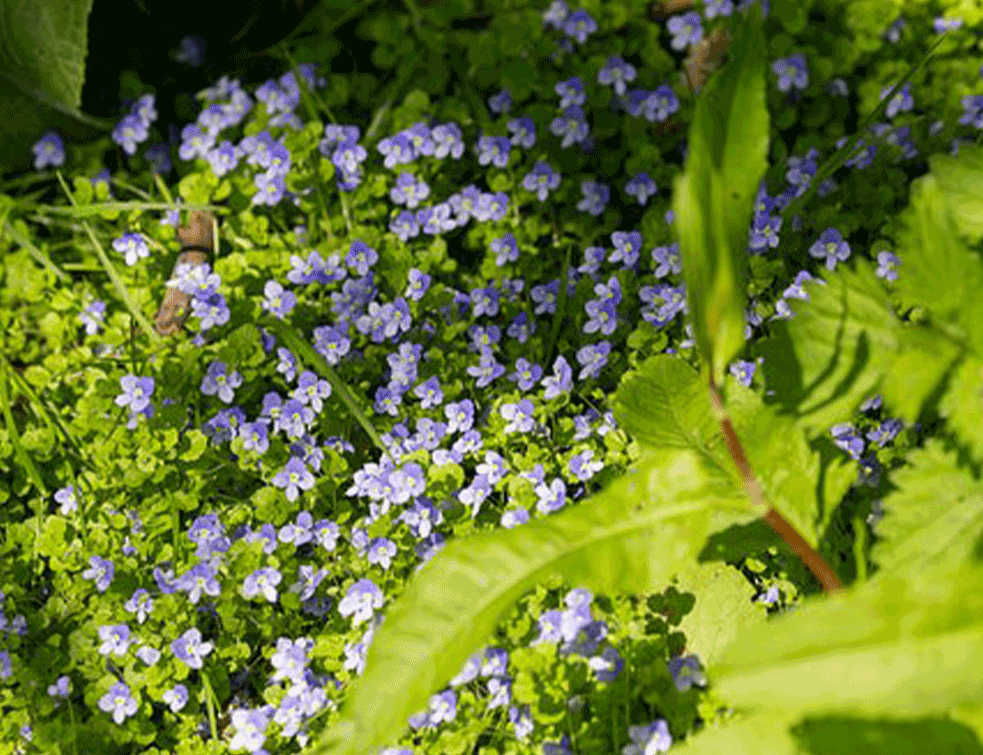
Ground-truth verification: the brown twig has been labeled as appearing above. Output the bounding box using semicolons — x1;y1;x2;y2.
647;0;695;20
709;383;843;594
154;210;217;336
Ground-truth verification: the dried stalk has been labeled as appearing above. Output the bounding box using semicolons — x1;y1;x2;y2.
154;210;217;336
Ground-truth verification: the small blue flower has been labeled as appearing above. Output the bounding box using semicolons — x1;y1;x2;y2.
112;233;150;266
773;54;809;92
809;227;851;271
562;9;597;44
507;117;536;149
32;131;66;169
597;56;637;97
875;250;900;282
523;162;561;202
667;11;702;50
488;89;513;114
625;173;657;205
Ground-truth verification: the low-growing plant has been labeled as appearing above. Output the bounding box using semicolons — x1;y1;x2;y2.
1;0;982;754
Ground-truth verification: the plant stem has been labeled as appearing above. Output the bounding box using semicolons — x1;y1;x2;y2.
708;383;843;593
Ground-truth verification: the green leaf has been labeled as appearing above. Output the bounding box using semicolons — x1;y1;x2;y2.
0;0;110;171
612;355;734;487
755;261;901;437
938;355;983;466
871;439;983;576
927;143;983;245
670;7;769;388
678;709;983;754
893;172;983;331
712;561;983;717
307;449;756;755
674;562;767;667
877;324;964;425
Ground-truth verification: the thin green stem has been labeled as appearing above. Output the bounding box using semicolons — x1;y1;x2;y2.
780;31;949;223
53;172;161;343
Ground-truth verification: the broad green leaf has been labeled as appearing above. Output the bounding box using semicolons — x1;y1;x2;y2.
674;562;766;667
613;355;854;546
928;144;983;245
712;561;983;716
676;711;803;754
939;355;983;465
726;382;855;547
755;261;901;437
871;439;983;575
0;0;109;171
671;7;769;388
679;710;983;754
894;172;983;330
877;323;964;424
308;449;756;755
612;354;733;485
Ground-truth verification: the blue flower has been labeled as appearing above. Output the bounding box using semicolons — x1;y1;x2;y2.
488;88;513;114
625;173;657;205
32;131;66;169
112;232;150;266
562;9;597;44
339;578;384;626
115;375;155;413
555;76;586;108
98;681;138;724
170;627;214;669
808;227;851;271
773;54;809;93
667;11;702;50
876;250;901;282
597;56;637;97
507;117;536;148
577;180;609;216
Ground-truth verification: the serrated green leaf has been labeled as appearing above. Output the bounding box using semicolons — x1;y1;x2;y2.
939;355;983;465
755;261;900;436
878;324;964;424
726;383;855;547
675;562;767;667
306;449;756;755
894;173;983;328
871;439;983;576
670;7;769;387
679;709;983;754
927;143;983;245
712;561;983;717
612;355;734;487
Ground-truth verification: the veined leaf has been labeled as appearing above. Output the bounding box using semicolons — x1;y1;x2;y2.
755;260;901;437
939;355;983;465
679;709;983;754
712;561;983;716
612;354;732;484
871;439;983;576
877;323;964;425
671;6;769;388
308;449;756;755
894;172;983;331
614;355;854;546
674;561;766;668
725;381;855;547
927;144;983;246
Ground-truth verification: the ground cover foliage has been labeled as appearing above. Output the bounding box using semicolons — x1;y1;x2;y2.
1;0;983;754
